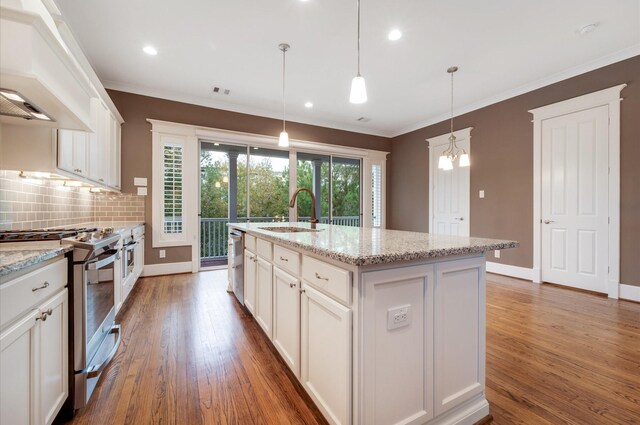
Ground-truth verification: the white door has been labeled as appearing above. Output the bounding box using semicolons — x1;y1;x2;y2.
1;310;39;425
272;266;300;377
429;133;470;236
255;257;273;339
38;290;68;425
243;250;256;314
301;284;351;425
541;105;609;293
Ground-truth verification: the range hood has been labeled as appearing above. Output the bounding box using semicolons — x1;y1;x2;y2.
0;89;54;122
0;5;93;130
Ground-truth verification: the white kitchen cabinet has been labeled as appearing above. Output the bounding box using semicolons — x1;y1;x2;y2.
244;250;257;315
0;309;39;425
301;284;351;425
0;258;69;425
255;257;273;339
272;266;301;377
57;129;88;177
88;99;110;185
110;117;122;190
37;289;68;425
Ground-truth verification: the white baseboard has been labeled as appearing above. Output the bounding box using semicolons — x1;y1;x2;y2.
486;262;534;281
142;261;193;277
619;284;640;302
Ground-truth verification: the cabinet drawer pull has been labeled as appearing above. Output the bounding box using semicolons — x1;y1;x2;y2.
300;289;306;294
315;272;329;281
279;256;289;262
289;282;296;288
32;282;50;292
99;178;104;182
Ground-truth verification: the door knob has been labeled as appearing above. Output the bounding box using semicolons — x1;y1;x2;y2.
543;220;554;224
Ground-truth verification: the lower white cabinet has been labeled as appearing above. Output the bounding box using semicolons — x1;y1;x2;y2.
244;250;257;315
301;284;352;425
37;289;68;425
255;257;273;339
1;283;68;425
272;266;301;377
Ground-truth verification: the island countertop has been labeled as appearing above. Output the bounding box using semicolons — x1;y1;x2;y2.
228;222;518;266
0;243;73;279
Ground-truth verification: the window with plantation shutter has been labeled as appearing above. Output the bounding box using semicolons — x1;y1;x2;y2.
371;164;382;227
163;144;183;233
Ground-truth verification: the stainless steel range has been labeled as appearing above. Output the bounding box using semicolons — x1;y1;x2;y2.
0;227;123;413
62;229;122;411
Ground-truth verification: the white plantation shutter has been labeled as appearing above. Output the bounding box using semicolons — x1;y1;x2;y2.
163;144;183;233
371;164;382;227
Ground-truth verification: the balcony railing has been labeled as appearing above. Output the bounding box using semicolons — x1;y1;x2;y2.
199;216;360;260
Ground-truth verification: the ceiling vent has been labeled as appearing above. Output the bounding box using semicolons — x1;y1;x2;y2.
212;86;231;95
356;116;371;122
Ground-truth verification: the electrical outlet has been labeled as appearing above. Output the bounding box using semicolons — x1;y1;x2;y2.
159;249;166;259
387;305;411;330
494;250;500;258
479;190;485;198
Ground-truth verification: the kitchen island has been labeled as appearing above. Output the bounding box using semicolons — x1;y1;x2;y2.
228;222;518;425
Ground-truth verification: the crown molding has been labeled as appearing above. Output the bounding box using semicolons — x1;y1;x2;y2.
390;45;640;138
102;79;394;138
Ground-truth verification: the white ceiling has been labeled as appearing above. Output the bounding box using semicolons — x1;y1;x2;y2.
54;0;640;137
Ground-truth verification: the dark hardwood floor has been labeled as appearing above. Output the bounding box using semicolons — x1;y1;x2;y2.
61;271;640;425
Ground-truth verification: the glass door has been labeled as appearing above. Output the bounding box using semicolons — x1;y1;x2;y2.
199;142;246;268
247;147;290;222
331;156;361;226
296;153;330;223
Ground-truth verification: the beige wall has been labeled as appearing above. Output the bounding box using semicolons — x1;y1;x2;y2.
107;90;392;265
388;55;640;286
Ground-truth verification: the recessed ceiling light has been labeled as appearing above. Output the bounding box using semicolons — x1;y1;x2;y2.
578;23;598;35
143;45;158;55
388;29;402;41
304;101;313;108
0;90;25;102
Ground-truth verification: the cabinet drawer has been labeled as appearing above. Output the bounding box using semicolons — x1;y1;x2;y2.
0;257;67;329
256;239;272;261
302;255;351;306
273;245;300;276
245;234;256;252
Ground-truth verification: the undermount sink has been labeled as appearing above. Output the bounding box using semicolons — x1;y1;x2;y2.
259;226;323;233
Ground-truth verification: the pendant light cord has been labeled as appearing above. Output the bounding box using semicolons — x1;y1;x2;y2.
356;0;361;76
282;46;286;132
450;70;454;138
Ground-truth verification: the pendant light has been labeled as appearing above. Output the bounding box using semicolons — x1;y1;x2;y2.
349;0;367;104
278;43;290;147
438;66;470;169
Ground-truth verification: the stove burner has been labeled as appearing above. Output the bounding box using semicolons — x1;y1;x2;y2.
0;227;99;242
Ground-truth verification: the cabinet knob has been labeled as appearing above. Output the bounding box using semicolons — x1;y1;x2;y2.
36;309;53;322
289;282;296;288
300;289;306;294
99;178;104;182
32;281;50;292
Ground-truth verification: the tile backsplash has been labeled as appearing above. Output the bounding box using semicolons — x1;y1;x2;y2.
0;170;145;231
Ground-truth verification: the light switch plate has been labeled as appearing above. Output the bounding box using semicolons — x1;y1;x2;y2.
479;190;485;198
134;177;148;186
137;187;147;196
159;249;166;259
387;305;411;330
494;250;501;258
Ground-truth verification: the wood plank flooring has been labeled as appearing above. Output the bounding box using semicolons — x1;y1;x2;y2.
59;271;640;425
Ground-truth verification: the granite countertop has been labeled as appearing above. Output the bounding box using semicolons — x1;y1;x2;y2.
228;222;519;266
0;243;73;279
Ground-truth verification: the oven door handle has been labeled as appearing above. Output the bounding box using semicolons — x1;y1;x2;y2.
85;325;121;379
124;241;138;249
86;249;119;270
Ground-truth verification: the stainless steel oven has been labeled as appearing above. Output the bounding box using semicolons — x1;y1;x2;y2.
121;236;138;281
68;233;122;410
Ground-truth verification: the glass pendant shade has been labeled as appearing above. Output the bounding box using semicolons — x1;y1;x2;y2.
459;153;470;167
350;75;367;104
442;157;454;170
438;155;448;169
278;130;289;147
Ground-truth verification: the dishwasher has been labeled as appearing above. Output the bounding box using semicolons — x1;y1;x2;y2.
229;230;245;305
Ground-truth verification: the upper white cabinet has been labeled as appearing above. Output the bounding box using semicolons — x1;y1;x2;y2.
57;129;88;177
